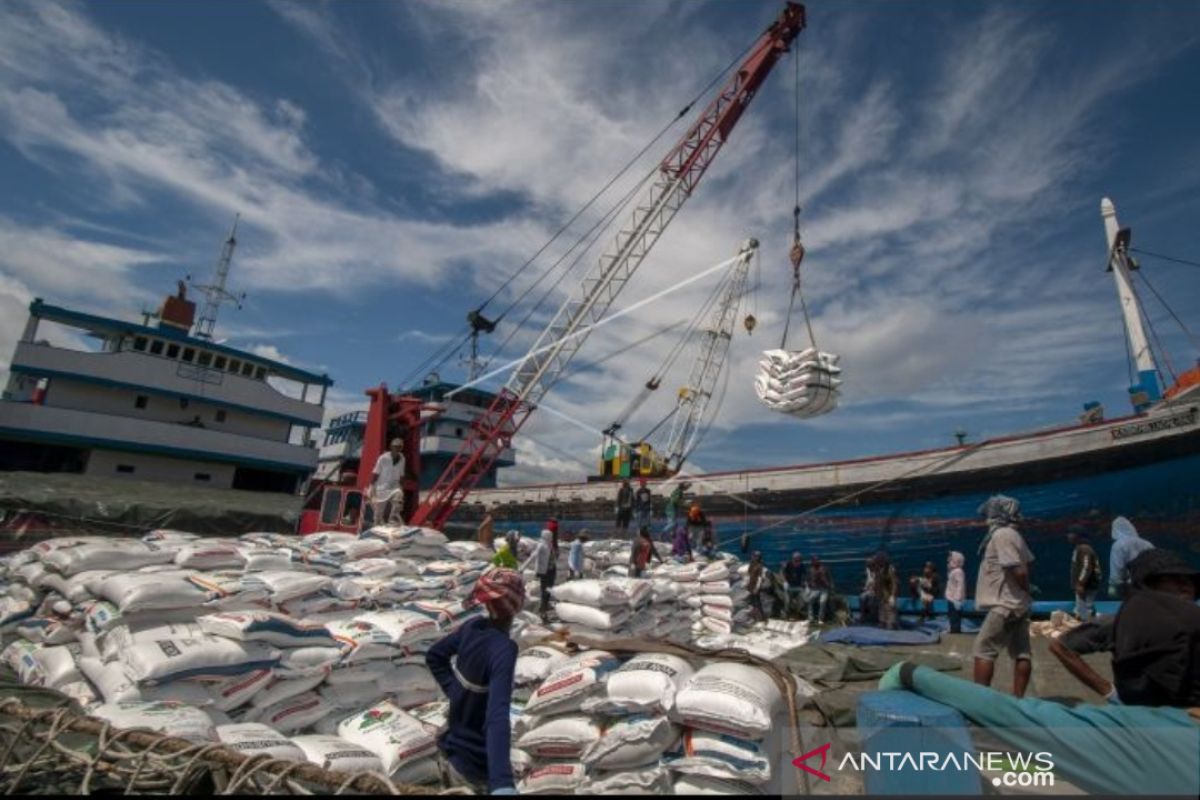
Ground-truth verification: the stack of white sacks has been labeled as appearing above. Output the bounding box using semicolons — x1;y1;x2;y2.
0;526;494;787
753;347;841;418
645;553;752;640
511;644;802;794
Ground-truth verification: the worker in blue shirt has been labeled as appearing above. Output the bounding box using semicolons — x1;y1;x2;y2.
426;567;525;794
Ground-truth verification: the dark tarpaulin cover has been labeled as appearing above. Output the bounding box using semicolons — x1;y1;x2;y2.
0;471;301;545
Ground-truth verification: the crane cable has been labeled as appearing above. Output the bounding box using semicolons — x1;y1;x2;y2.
471;30;768;379
779;39;817;353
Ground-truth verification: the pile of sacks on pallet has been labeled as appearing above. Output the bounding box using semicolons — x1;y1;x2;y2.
0;527;498;786
510;643;802;794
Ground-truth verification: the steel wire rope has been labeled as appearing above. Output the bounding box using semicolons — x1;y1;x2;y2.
479;167;657;376
475;32;761;318
473;31;765;375
1133;268;1200;352
1130;271;1179;382
1131;247;1200;269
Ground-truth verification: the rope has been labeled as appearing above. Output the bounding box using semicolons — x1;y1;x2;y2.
1134;269;1200;353
0;698;429;795
1131;247;1200;269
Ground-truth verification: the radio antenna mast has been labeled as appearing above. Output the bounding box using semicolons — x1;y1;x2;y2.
190;215;246;340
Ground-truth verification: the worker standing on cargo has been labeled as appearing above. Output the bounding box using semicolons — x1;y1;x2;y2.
615;479;634;535
663;481;687;535
973;494;1035;697
633;478;653;532
568;533;587;580
945;551;967;633
630;527;662;577
747;551;767;621
875;552;899;630
670;522;693;562
808;556;833;623
522;521;558;623
491;538;518;570
427;568;523;795
878;548;1200;797
784;552;806;619
478;507;495;551
1108;516;1153;599
368;437;405;525
686;502;710;550
1068;525;1102;619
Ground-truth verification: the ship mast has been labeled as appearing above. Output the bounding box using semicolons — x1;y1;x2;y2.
191;216;246;340
1101;197;1161;411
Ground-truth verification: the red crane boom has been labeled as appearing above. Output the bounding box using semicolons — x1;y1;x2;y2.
395;3;806;530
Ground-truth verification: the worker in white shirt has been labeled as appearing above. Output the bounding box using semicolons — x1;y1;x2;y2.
370;437;406;525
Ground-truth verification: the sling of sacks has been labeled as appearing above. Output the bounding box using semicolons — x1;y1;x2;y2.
754;347;841;418
510;644;799;794
0;526;498;786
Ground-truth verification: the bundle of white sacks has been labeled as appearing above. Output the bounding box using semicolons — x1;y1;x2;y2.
0;526;490;786
754;347;841;418
511;645;803;794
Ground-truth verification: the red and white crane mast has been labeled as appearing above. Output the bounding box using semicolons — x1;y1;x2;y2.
403;3;807;529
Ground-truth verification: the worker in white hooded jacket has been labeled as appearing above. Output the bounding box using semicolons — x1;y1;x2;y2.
521;521;558;622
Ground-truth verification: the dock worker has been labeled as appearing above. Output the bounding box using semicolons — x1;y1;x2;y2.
426;568;523;795
686;502;711;551
784;552;806;619
521;521;558;623
630;527;663;578
491;538;518;570
808;555;833;623
633;479;653;532
944;551;967;633
670;522;693;562
1067;525;1102;619
1108;516;1153;599
878;547;1200;797
568;533;587;580
478;507;496;551
369;437;405;525
747;551;767;622
973;494;1035;697
615;479;634;535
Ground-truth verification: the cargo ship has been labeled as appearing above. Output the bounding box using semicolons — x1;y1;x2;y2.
452;199;1200;597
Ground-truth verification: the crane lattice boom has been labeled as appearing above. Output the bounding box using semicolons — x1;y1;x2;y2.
409;3;807;530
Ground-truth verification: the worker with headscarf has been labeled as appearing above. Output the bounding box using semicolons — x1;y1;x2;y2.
521;520;558;622
877;547;1200;796
491;538;518;570
973;494;1035;696
426;568;525;795
873;551;899;630
944;551;967;633
1108;516;1154;599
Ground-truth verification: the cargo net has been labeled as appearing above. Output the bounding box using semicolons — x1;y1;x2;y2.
0;697;433;796
754;347;841;418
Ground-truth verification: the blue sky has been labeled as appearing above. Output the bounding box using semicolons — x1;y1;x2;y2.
1;0;1198;484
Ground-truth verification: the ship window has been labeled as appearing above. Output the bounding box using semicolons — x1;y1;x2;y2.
115;464;135;474
149;340;164;355
181;347;195;363
228;359;241;373
132;336;148;352
197;351;213;367
179;397;190;409
426;422;436;435
213;355;227;370
456;428;463;437
134;395;148;409
215;409;227;423
166;343;180;359
254;366;267;380
241;362;254;377
194;473;211;482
